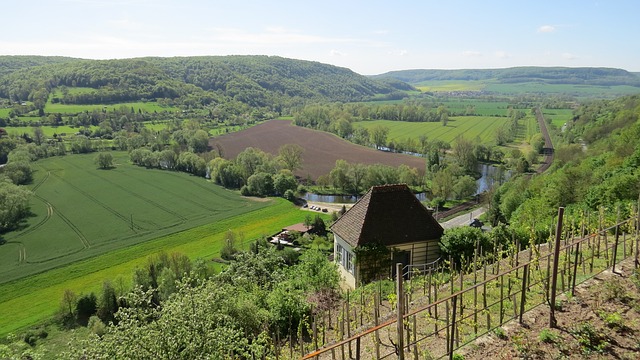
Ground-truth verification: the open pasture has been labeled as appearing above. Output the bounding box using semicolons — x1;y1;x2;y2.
44;100;178;114
484;82;640;97
0;108;10;118
4;125;96;137
414;80;486;92
0;198;306;336
353;116;510;145
437;99;513;116
210;120;427;180
542;108;574;127
0;152;269;284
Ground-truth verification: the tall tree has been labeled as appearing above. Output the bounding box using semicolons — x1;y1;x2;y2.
369;125;389;150
277;144;304;172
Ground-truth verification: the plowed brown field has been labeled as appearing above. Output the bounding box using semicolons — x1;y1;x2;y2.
209;120;426;180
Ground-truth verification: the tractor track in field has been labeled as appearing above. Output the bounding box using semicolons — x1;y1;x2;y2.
48;170;145;231
116;167;224;215
59;157;189;224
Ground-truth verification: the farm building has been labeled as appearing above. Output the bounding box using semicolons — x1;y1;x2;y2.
331;184;443;288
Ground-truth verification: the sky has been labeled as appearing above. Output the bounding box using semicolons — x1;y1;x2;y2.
1;0;638;75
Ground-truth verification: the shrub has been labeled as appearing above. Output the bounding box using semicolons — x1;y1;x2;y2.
439;227;491;268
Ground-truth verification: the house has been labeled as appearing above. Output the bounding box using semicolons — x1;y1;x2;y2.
269;223;311;247
331;184;443;288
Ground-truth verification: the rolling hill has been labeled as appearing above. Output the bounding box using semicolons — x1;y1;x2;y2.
372;67;640;87
0;55;407;109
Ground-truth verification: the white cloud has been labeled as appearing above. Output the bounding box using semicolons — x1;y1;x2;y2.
562;52;578;60
538;25;556;33
494;51;510;59
329;49;346;57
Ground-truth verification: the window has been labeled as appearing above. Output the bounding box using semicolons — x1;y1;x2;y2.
346;251;354;274
335;243;343;264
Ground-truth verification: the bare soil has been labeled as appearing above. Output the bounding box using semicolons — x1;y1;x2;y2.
209;120;426;180
460;258;640;360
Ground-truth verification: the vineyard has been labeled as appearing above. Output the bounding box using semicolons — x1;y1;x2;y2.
295;207;640;359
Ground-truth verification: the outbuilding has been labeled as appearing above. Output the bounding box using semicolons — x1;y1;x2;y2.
331;184;443;288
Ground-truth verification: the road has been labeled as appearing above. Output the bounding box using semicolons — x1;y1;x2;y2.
440;207;486;229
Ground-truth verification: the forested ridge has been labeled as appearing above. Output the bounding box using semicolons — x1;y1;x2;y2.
0;55;407;110
374;66;640;86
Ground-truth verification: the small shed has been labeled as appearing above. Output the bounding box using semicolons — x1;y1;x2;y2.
331;184;443;288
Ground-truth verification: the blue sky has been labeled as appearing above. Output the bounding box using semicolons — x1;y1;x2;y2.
2;0;638;75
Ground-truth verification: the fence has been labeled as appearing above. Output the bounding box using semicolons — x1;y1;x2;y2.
302;207;640;359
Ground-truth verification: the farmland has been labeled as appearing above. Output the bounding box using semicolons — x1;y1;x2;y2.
209;120;427;179
0;197;307;336
0;152;271;284
353;116;511;144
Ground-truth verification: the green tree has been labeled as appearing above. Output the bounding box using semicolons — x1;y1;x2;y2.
95;152;114;169
188;129;210;153
430;168;455;200
273;171;298;196
369;125;389;150
0;177;31;232
277;143;304;172
453;175;477;199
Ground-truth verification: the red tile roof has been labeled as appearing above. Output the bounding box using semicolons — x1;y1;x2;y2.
331;184;443;247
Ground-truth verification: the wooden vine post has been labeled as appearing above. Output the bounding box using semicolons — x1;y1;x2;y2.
550;207;565;328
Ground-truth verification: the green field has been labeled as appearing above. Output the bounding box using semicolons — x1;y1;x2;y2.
542;108;574;127
0;152;312;335
484;82;640;97
4;125;96;137
0;197;305;336
0;152;272;284
353;116;510;144
415;80;486;92
437;99;513;116
44;101;178;114
0;108;10;118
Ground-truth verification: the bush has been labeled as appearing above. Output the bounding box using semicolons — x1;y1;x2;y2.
88;316;107;337
283;189;295;201
439;227;491;268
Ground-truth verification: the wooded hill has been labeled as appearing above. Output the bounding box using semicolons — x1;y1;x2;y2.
373;66;640;87
0;55;407;109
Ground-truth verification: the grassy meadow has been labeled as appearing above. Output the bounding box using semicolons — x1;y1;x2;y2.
414;80;486;92
542;108;574;128
0;151;312;336
0;152;273;284
353;116;511;144
0;197;306;336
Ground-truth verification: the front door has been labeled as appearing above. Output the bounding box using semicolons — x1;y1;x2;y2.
391;250;411;279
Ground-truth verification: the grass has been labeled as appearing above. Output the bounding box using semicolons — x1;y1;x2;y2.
0;197;305;336
484;82;640;97
44;101;178;114
1;152;273;284
353;116;511;145
4;125;97;137
414;80;486;92
542;108;574;128
0;108;11;118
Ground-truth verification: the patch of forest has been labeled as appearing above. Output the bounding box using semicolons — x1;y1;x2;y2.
0;55;408;111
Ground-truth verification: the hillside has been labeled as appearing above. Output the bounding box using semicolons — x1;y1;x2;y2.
0;55;406;109
373;66;640;87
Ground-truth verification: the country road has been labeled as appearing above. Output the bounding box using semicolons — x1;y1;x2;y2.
440;207;486;229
